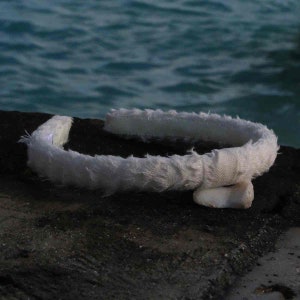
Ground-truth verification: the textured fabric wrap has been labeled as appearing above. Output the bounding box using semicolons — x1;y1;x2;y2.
20;109;278;209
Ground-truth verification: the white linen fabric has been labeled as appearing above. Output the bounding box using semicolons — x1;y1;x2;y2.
20;109;278;209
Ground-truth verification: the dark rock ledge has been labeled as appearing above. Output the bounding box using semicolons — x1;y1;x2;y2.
0;110;299;300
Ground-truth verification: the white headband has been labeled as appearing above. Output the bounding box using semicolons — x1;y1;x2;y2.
21;109;278;209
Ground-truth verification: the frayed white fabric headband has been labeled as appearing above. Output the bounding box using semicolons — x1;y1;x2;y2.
21;109;278;209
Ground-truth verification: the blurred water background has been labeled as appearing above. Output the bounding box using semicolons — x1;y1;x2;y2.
0;0;299;147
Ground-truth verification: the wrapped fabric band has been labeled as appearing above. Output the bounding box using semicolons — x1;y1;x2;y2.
21;109;278;209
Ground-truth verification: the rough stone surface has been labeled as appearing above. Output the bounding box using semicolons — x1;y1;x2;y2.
226;227;300;299
0;110;299;300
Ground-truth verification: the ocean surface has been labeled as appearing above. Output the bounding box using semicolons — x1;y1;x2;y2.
0;0;299;147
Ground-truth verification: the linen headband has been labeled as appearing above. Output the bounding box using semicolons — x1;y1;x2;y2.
21;109;278;209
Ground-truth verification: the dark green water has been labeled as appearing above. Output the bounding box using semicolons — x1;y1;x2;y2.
0;0;300;147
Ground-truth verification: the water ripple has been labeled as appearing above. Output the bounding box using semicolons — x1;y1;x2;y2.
0;20;36;34
0;0;299;146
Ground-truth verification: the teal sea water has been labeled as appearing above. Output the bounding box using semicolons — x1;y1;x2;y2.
0;0;300;147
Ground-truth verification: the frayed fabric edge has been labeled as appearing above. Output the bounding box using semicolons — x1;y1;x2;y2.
20;109;279;209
